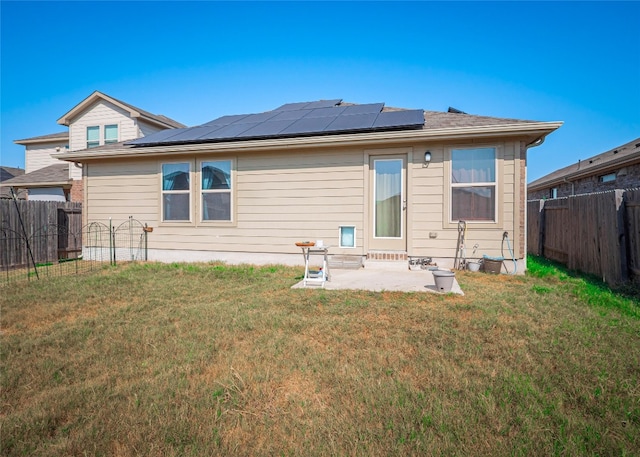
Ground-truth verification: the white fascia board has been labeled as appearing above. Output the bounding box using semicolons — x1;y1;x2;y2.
14;136;69;145
0;181;71;188
57;91;140;126
56;122;563;163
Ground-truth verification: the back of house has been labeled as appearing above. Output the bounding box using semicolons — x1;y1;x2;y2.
60;99;562;270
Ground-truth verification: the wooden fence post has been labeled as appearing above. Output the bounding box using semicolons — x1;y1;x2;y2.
538;199;545;257
616;189;629;283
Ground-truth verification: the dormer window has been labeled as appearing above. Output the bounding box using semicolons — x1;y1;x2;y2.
87;126;100;148
104;124;118;144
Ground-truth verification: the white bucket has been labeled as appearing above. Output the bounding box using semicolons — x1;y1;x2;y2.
467;261;481;272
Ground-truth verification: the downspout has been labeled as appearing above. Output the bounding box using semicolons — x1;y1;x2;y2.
563;176;575;196
523;135;547;271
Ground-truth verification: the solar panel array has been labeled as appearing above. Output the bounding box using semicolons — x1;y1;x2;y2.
127;100;424;147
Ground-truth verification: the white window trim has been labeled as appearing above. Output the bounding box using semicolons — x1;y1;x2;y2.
372;157;404;240
160;161;192;224
104;124;119;144
86;125;100;149
599;172;616;183
199;158;234;224
444;145;503;228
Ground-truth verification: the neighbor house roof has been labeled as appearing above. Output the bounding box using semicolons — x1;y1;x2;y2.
14;131;69;145
56;100;563;162
528;137;640;191
0;166;26;198
0;163;71;188
57;90;185;129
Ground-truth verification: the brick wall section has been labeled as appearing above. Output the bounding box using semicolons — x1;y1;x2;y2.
367;252;408;261
529;162;640;200
69;178;84;203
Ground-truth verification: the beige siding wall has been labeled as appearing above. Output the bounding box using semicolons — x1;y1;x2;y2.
409;140;521;260
25;141;68;173
68;101;138;152
85;138;525;260
86;149;366;256
68;101;139;180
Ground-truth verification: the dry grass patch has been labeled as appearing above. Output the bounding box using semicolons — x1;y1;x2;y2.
1;260;639;456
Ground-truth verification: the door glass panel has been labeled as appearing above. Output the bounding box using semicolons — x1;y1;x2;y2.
374;159;402;238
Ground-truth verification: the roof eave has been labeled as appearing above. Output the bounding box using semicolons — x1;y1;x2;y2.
56;122;563;162
14;135;69;145
528;153;640;191
57;90;141;126
0;180;72;189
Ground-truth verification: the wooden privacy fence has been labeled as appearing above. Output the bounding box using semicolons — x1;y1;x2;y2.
528;188;640;286
1;200;82;269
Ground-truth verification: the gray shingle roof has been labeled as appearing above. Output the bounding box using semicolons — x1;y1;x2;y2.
422;110;538;129
105;92;186;128
57;91;185;129
528;137;640;190
58;100;562;161
14;131;69;144
0;163;70;188
0;166;26;198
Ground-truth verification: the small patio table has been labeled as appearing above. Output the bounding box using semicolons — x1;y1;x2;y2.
297;243;330;287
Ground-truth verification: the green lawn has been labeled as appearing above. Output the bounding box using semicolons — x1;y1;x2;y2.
1;258;638;456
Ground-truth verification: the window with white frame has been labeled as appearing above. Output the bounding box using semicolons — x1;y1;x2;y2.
339;226;356;248
162;163;191;221
104;124;118;144
451;147;496;221
201;160;232;221
550;187;558;199
87;126;100;148
599;172;616;183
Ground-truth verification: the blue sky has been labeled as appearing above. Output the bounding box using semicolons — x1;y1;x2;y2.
1;1;638;182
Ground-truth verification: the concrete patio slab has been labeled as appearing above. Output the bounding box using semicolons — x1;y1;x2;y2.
292;262;464;295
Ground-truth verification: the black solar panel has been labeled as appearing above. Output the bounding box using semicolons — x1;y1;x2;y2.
269;109;313;121
324;113;379;132
280;116;336;135
304;106;347;118
198;122;260;140
341;103;385;115
129;100;424;146
274;99;341;111
303;99;342;109
201;114;249;127
154;126;219;143
373;110;425;128
125;127;190;145
234;111;280;124
273;101;311;112
236;119;298;138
